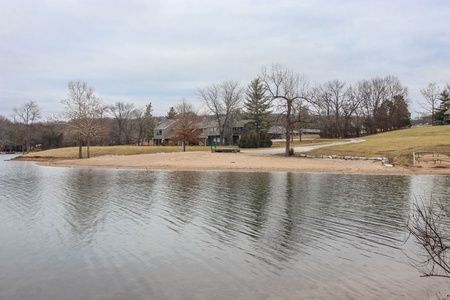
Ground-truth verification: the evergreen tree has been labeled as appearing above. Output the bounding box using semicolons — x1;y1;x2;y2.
435;87;450;123
143;103;155;144
391;95;411;129
166;106;177;119
243;78;272;147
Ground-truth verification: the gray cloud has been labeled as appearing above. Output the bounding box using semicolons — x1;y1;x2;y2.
1;0;449;118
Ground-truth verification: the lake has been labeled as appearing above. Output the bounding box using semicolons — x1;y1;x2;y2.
1;154;450;299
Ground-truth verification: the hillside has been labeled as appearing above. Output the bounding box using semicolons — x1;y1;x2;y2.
304;126;450;166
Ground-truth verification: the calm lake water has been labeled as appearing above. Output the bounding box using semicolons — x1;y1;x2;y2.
1;154;450;299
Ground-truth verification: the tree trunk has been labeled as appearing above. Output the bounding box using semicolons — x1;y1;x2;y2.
285;102;292;156
27;125;31;153
219;129;224;146
285;129;291;155
78;136;83;159
87;138;91;158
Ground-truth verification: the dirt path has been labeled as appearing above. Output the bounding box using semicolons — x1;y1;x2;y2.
245;139;365;155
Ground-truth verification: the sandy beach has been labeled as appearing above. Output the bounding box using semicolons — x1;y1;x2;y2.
29;150;450;175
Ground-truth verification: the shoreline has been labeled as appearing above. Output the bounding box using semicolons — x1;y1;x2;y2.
14;151;450;175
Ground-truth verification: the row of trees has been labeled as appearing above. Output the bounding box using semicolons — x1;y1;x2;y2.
2;64;426;157
198;65;412;155
60;82;156;158
1;82;156;157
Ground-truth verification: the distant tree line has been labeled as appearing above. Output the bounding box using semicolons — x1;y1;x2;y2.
1;63;434;157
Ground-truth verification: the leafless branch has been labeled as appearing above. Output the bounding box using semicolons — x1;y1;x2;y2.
406;195;450;278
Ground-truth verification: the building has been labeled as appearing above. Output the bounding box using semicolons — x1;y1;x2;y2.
444;109;450;125
153;117;321;146
154;118;248;146
152;119;178;145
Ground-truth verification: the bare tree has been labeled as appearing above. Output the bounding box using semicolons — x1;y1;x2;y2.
406;196;450;278
293;101;313;142
13;100;41;153
259;64;309;155
198;80;244;145
356;77;387;135
355;76;409;134
310;80;358;138
109;101;136;145
420;83;441;125
61;81;107;158
171;99;201;152
135;102;155;145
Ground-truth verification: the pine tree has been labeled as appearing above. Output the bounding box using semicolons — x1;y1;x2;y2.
391;95;411;129
243;78;272;147
166;107;177;119
435;87;450;123
143;103;155;145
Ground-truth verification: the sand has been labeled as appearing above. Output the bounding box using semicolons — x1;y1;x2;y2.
31;150;450;175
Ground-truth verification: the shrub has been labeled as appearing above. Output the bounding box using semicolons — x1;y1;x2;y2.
239;131;272;148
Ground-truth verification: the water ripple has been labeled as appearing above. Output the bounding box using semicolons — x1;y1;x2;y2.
2;161;450;299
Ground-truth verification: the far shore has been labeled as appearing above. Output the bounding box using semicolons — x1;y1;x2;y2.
14;151;450;175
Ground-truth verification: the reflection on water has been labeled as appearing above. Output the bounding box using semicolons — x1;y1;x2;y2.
1;154;450;299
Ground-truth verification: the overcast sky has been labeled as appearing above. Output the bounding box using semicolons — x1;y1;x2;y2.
1;0;449;118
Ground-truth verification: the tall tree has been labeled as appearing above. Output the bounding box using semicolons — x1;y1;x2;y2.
259;64;309;155
109;101;136;145
171;99;201;152
61;81;107;158
198;80;244;145
243;78;272;146
420;83;441;125
355;75;409;134
293;101;313;141
389;95;411;129
135;102;155;145
13;100;41;153
357;77;387;135
310;80;358;138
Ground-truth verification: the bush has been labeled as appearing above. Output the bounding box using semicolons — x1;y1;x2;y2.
259;131;273;147
239;131;272;148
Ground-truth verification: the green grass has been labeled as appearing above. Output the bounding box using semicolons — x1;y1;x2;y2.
23;126;450;166
304;126;450;166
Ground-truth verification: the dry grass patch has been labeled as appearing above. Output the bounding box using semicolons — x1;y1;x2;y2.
24;145;215;159
304;126;450;166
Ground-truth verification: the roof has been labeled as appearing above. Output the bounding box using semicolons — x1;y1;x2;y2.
155;119;178;130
